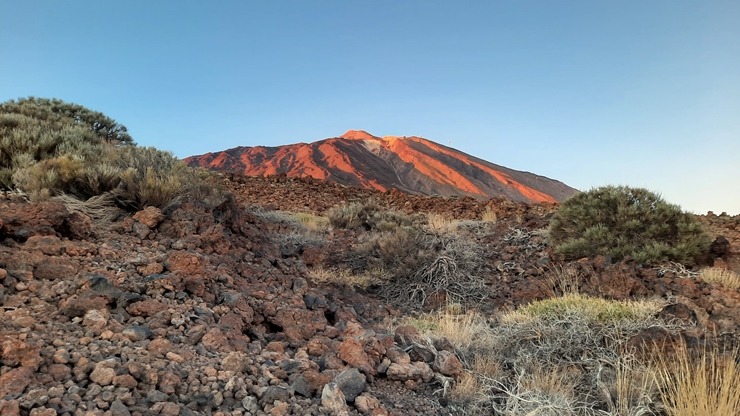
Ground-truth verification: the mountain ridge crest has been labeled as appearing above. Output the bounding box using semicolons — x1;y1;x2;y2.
184;131;577;204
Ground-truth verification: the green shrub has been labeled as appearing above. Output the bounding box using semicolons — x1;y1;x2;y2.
549;185;710;265
327;201;420;231
516;293;664;323
1;97;225;212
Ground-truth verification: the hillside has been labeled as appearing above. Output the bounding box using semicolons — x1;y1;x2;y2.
184;130;577;204
1;174;738;415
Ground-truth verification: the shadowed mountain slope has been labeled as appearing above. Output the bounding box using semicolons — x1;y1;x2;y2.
185;130;577;203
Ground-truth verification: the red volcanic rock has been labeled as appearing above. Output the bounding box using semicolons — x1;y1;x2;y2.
133;206;165;229
184;130;577;204
338;338;376;376
0;367;34;398
34;257;78;280
165;252;205;275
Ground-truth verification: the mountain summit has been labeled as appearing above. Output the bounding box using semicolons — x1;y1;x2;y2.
184;131;577;203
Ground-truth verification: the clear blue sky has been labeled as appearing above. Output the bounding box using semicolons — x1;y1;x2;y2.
1;1;738;214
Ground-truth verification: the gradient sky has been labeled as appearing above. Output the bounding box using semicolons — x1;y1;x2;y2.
1;1;738;214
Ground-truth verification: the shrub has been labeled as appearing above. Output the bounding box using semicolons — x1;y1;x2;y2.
1;97;225;212
515;293;664;324
549;185;710;266
0;97;132;145
327;201;420;231
324;213;489;308
11;144;213;211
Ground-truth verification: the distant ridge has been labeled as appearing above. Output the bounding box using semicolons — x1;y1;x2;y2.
184;130;578;203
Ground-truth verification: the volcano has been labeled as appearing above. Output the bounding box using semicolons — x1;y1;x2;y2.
184;130;577;203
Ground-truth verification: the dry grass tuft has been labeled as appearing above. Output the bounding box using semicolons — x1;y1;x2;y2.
491;369;582;415
599;354;660;416
405;308;492;352
651;343;740;416
481;206;497;223
253;209;329;232
306;266;383;289
699;267;740;290
425;213;458;234
292;212;330;231
54;193;123;223
543;264;582;296
449;371;489;411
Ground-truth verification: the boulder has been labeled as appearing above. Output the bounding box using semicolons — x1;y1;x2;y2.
334;368;367;402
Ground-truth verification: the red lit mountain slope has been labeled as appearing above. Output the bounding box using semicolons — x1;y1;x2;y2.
184;130;577;203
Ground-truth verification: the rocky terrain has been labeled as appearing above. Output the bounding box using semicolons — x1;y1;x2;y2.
1;174;738;416
184;131;577;204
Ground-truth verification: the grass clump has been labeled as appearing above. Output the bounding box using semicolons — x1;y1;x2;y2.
549;185;710;266
404;307;491;352
515;293;664;324
481;206;498;223
699;267;740;290
307;266;384;289
651;344;740;415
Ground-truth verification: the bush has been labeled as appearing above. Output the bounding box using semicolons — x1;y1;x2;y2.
327;201;420;231
515;293;664;324
1;97;225;212
549;185;710;266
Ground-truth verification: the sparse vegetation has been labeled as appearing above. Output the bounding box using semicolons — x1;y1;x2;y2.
425;213;457;234
543;263;583;296
323;204;493;308
253;209;329;231
549;185;711;266
405;294;683;415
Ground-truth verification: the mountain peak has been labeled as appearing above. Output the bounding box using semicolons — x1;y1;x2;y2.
184;132;578;204
340;130;378;140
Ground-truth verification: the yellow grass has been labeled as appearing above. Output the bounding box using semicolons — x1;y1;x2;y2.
520;369;577;403
470;354;501;379
699;267;740;290
602;355;659;415
425;213;458;233
544;264;582;296
651;344;740;415
404;307;492;352
450;371;487;405
481;206;497;223
306;266;380;289
292;211;329;231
